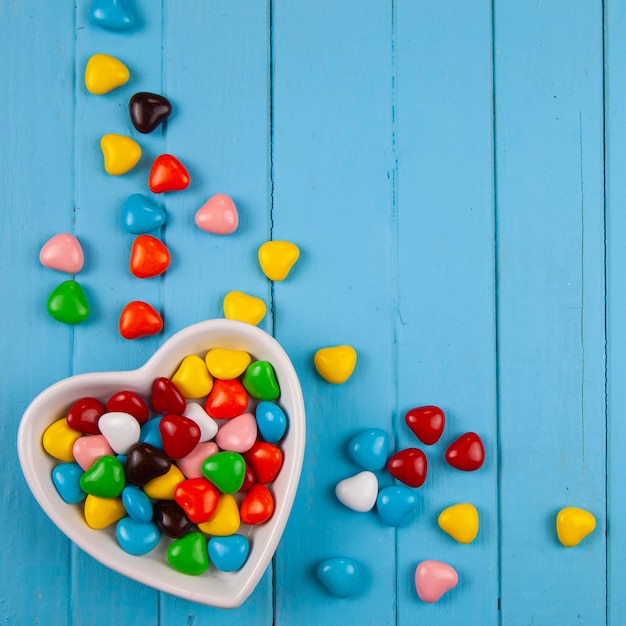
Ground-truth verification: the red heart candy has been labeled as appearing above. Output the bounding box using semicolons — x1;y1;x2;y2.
159;414;201;460
405;406;445;445
148;154;190;193
387;447;428;488
244;442;283;484
445;432;485;471
106;390;150;425
152;377;186;415
174;477;220;524
239;483;275;525
118;300;163;340
66;397;105;435
205;379;248;419
130;235;170;279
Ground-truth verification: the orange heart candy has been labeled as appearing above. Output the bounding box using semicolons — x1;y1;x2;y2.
118;301;163;339
130;235;171;278
148;154;190;193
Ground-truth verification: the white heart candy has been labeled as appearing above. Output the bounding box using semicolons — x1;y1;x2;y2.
97;411;140;455
335;470;378;512
183;401;218;441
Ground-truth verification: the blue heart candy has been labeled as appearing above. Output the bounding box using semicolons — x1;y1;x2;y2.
116;518;161;556
316;557;364;598
255;401;287;443
52;463;86;504
122;194;166;234
90;0;135;30
122;485;153;523
347;428;389;471
139;416;164;450
208;535;250;572
376;485;418;526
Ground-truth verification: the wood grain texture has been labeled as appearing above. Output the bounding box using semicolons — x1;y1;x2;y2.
0;0;615;623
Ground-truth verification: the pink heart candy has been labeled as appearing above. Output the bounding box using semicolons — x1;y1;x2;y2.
177;441;219;479
194;193;239;235
215;412;258;453
414;560;458;603
72;434;114;471
39;233;84;273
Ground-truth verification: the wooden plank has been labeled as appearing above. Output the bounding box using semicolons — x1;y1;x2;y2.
158;0;273;622
270;2;396;624
394;1;498;623
495;1;606;622
0;2;75;623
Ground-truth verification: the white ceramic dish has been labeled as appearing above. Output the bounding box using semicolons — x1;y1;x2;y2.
17;319;306;608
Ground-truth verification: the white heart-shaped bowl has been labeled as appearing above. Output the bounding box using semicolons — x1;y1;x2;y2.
17;319;305;608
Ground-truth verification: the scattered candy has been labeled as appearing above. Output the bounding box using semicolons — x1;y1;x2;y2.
205;378;248;419
119;301;163;339
556;507;596;547
313;345;357;384
43;418;82;462
106;391;149;424
171;355;213;399
405;405;445;445
335;471;378;513
39;233;84;274
415;560;458;603
255;401;287;443
387;448;428;488
223;290;267;325
208;535;250;572
197;493;241;536
240;483;274;525
129;234;171;278
201;451;246;494
152;377;186;414
148;154;190;193
52;463;85;504
129;92;172;134
195;194;239;235
84;494;126;529
46;280;90;324
122;194;166;234
445;432;485;471
438;503;479;544
257;240;300;281
347;428;388;471
84;53;129;95
167;531;209;576
66;397;105;435
215;412;257;453
73;434;114;471
98;411;141;455
100;134;142;176
205;348;251;380
316;557;363;598
90;0;135;30
376;485;417;527
244;442;283;484
116;518;161;556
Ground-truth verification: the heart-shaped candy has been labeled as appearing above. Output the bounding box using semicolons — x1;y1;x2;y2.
79;455;125;498
159;414;201;460
195;194;239;235
376;485;418;526
242;360;280;401
257;240;300;281
205;378;248;419
125;442;171;486
90;0;136;30
130;235;170;278
121;486;153;523
98;411;141;455
387;448;428;488
174;478;220;524
314;345;357;384
316;557;364;598
197;494;240;536
183;403;218;443
255;401;287;443
122;194;166;234
101;134;142;175
66;397;105;435
244;442;283;484
143;464;185;500
445;432;485;471
240;484;275;525
152;377;186;414
148;154;190;193
84;53;129;94
116;518;161;556
414;560;458;603
208;535;250;572
167;531;209;576
42;419;82;462
222;290;267;326
39;233;84;274
438;503;479;544
72;434;114;471
52;463;85;504
335;471;378;512
46;280;90;324
216;412;257;453
347;428;389;471
153;500;194;538
202;451;246;494
129;92;172;134
171;355;213;399
106;391;149;424
205;348;251;380
556;507;596;547
177;441;219;479
84;494;126;529
404;405;445;445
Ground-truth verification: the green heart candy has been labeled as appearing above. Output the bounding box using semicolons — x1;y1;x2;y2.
201;451;245;494
79;455;125;498
167;531;209;576
46;280;90;324
242;360;280;401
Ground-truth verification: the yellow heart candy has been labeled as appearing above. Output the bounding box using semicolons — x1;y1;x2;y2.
143;464;185;500
197;494;240;536
258;240;300;281
205;348;251;380
42;418;82;462
171;354;213;398
83;494;126;530
100;134;142;176
556;507;596;547
84;53;130;95
438;503;479;544
314;345;357;384
223;290;267;326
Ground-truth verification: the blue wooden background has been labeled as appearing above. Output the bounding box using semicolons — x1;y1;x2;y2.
0;0;620;623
